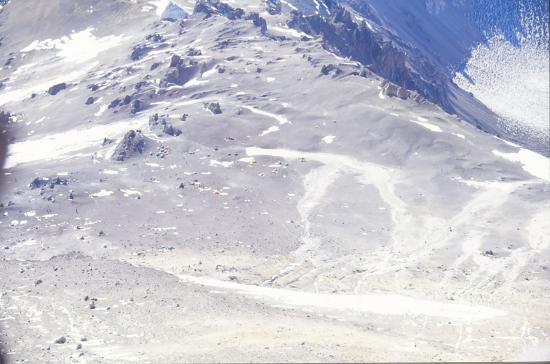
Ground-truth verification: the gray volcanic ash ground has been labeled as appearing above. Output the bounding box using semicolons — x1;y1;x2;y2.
0;0;549;362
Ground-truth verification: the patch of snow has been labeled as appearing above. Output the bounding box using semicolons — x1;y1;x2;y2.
20;28;128;63
410;118;442;132
94;104;108;117
238;157;256;164
177;274;505;321
183;78;209;88
120;189;142;197
5;118;146;169
268;26;309;39
145;162;161;168
259;126;280;136
492;148;550;181
242;105;289;125
210;160;234;168
90;190;114;198
322;135;335;144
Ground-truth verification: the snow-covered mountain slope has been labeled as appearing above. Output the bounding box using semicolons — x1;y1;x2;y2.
283;0;550;155
0;0;549;362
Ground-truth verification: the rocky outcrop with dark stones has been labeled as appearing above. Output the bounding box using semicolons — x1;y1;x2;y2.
320;64;343;76
130;44;152;61
193;0;244;20
288;6;447;109
380;80;424;102
245;12;267;33
110;130;147;161
29;176;68;190
204;102;222;114
149;113;182;136
162;55;214;87
265;0;281;15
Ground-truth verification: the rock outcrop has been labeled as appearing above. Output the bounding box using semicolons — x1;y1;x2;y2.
149;114;182;136
47;83;66;95
204;102;222;114
288;6;448;109
29;176;68;190
379;80;424;102
194;0;244;20
111;130;147;161
162;55;215;87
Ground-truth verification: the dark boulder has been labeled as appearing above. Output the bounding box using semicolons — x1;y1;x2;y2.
163;57;205;86
108;98;121;109
85;97;95;105
108;95;132;109
0;110;10;124
246;12;267;33
130;99;146;114
187;48;202;56
47;83;66;95
145;33;164;42
130;45;152;61
265;0;282;15
169;54;182;67
204;102;222;114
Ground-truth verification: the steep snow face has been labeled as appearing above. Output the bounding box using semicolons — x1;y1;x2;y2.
454;34;549;140
336;0;549;155
454;1;549;147
149;0;189;19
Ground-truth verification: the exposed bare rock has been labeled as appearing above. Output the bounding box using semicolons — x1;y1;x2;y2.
110;130;148;161
47;83;66;95
149;113;182;136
